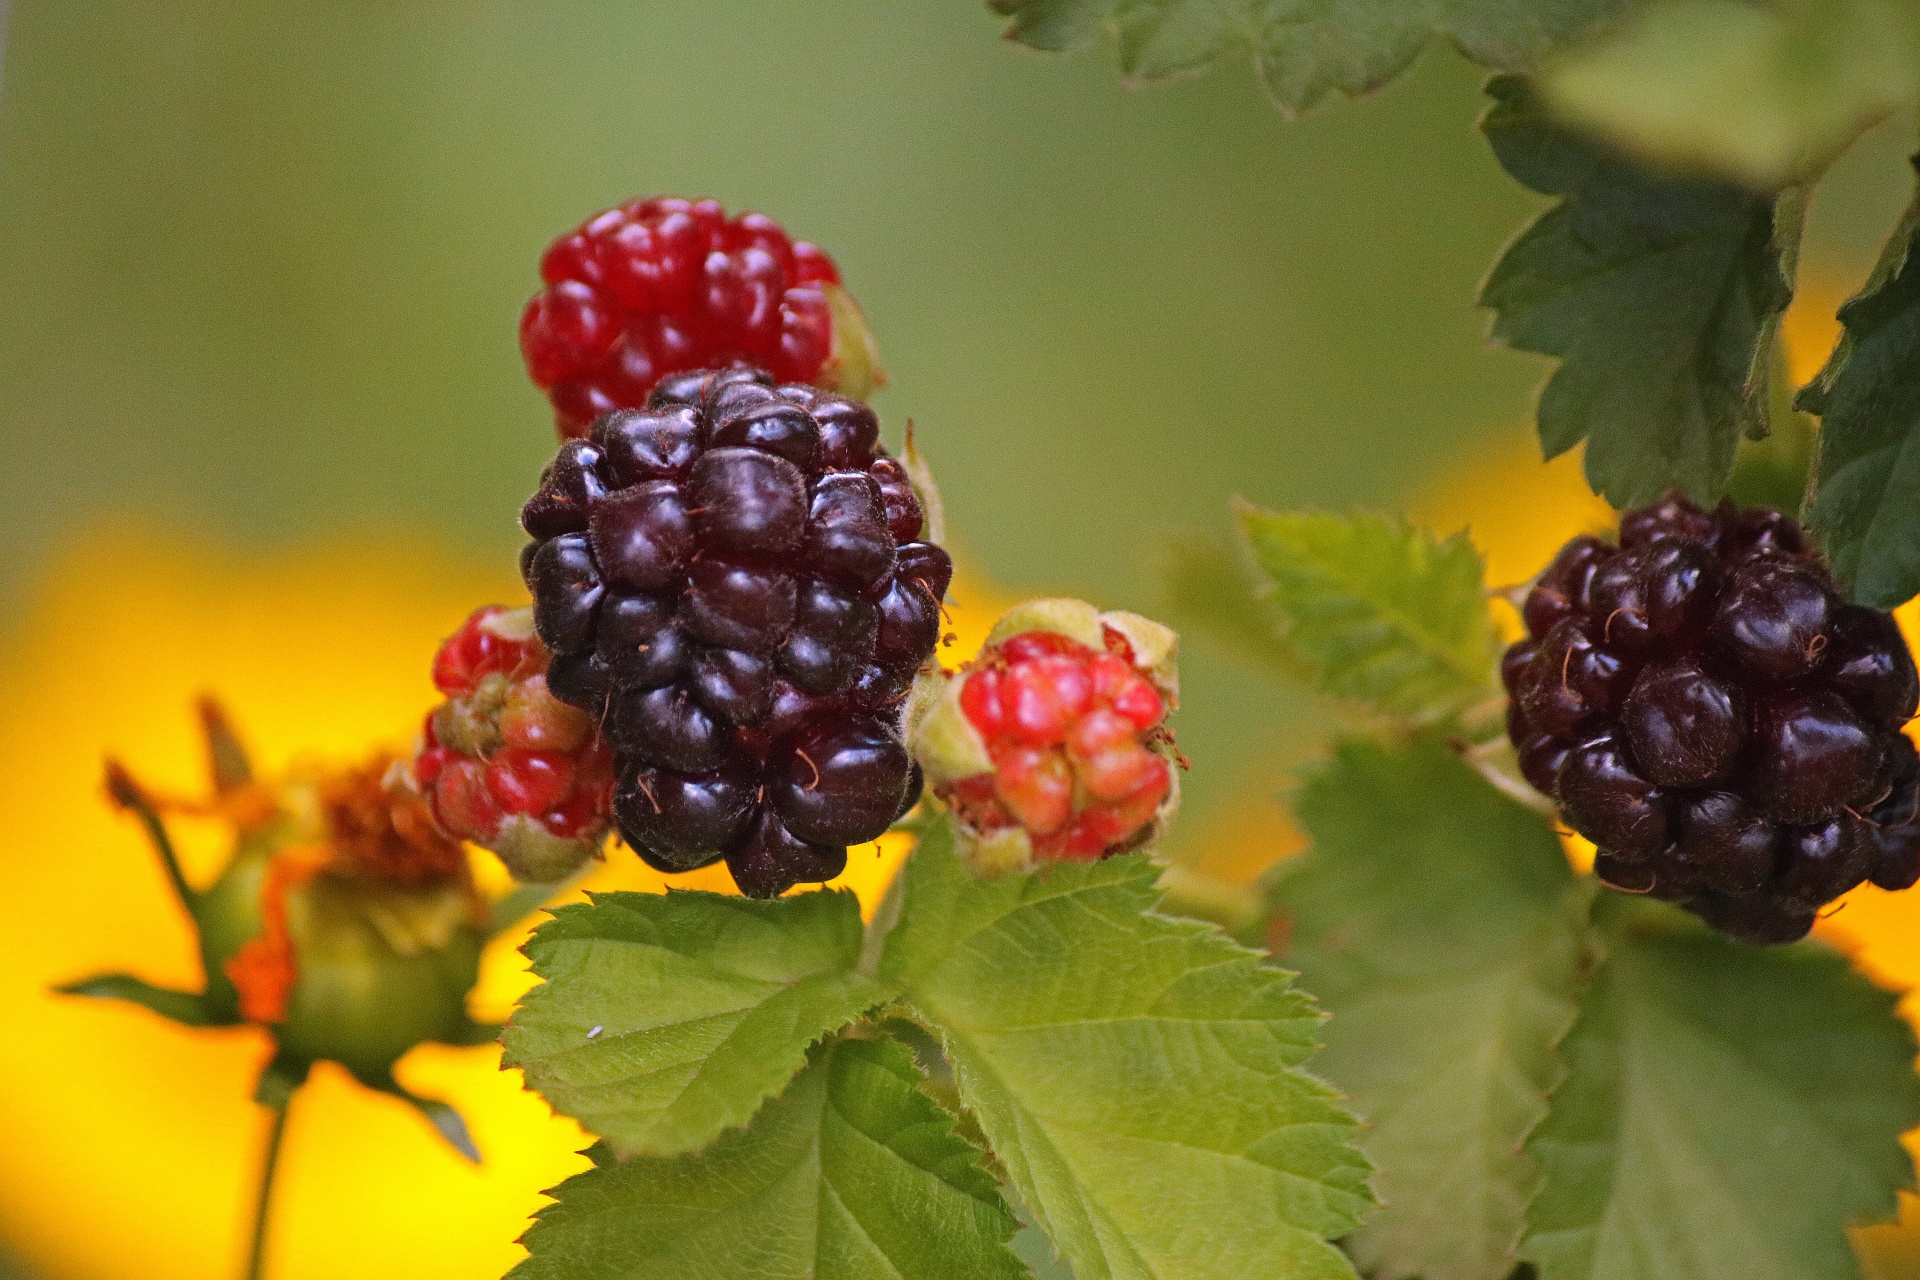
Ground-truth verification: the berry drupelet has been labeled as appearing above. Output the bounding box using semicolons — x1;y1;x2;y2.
520;196;878;439
411;605;616;882
520;365;950;897
911;599;1180;876
1504;492;1920;944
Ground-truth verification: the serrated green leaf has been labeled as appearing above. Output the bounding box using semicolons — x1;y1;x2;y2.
512;1036;1028;1279
1797;163;1920;608
880;818;1373;1280
986;0;1627;116
1479;73;1798;509
503;888;887;1158
1272;737;1593;1280
1524;894;1920;1280
56;973;227;1027
1543;0;1918;191
1234;506;1499;721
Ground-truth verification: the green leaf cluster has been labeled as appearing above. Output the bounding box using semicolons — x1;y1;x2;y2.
1272;737;1920;1280
505;822;1372;1278
1797;170;1920;608
1542;0;1919;192
985;0;1626;115
1479;74;1797;509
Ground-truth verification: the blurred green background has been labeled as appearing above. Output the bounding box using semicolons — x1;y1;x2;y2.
2;4;1916;1278
0;0;1569;852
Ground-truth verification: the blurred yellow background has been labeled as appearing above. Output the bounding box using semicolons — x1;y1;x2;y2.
5;4;1920;1279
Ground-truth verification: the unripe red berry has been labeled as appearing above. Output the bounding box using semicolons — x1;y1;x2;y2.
910;599;1181;874
521;197;878;438
410;606;615;882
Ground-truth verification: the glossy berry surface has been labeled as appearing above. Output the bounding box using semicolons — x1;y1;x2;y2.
940;628;1175;861
521;196;851;438
412;606;616;881
1505;492;1920;944
522;365;948;896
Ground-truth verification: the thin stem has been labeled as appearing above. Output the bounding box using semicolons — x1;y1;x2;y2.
105;761;197;913
243;1095;293;1280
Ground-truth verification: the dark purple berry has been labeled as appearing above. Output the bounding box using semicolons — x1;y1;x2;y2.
725;810;848;899
1594;851;1657;893
1504;493;1920;941
1720;505;1807;560
520;365;948;896
1747;691;1878;824
1619;658;1744;788
1689;890;1816;945
874;542;955;665
595;593;686;687
1711;558;1834;680
687;646;774;726
804;472;896;586
522;440;608;538
683;560;797;653
1826;605;1919;730
614;760;757;871
778;581;878;694
588;480;693;592
1558;737;1668;862
1865;735;1920;890
1501;640;1537;696
1619;492;1719;549
710;399;820;469
592;406;704;484
611;684;725;771
1675;791;1776;893
769;716;913;847
527;534;602;654
1523;535;1611;638
686;447;807;556
545;650;613;715
812;397;881;470
870;457;923;544
1776;818;1871;905
1515;618;1627;737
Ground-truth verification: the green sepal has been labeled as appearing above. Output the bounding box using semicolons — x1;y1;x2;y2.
255;1051;311;1109
359;1066;482;1163
54;973;232;1028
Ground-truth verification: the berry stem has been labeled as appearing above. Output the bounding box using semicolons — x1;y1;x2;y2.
1447;737;1562;821
242;1093;293;1280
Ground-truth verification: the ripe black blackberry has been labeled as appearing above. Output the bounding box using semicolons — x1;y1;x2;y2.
1504;493;1920;945
520;366;948;897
